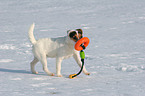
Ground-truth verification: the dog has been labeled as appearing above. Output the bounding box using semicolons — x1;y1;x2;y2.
28;23;90;77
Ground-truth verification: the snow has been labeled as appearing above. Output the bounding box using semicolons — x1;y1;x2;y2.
0;0;145;96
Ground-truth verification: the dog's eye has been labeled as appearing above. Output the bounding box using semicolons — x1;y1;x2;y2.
69;31;77;38
78;31;82;34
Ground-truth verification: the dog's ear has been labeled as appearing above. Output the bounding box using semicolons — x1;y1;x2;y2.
67;30;71;34
76;29;83;34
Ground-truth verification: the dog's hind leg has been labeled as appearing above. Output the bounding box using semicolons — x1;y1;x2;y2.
30;57;39;74
40;55;54;76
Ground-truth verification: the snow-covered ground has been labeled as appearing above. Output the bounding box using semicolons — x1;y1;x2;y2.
0;0;145;96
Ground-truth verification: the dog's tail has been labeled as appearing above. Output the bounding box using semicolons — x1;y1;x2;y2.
28;23;36;45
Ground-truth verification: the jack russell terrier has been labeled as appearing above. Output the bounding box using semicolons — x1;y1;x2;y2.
28;23;90;77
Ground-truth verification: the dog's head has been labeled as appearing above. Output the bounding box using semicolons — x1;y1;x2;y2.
67;29;83;42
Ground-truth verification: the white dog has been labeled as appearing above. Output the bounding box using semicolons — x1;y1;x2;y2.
28;23;90;77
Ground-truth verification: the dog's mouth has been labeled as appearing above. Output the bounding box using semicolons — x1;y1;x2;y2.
72;36;79;42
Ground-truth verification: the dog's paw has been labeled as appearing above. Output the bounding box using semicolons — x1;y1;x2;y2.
51;73;55;76
32;71;38;74
85;72;90;75
57;74;63;77
48;73;55;76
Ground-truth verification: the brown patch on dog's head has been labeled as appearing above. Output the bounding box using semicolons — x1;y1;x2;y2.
76;29;83;39
69;31;79;42
67;29;83;42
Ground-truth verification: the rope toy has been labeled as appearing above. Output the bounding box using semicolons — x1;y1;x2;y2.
69;37;90;79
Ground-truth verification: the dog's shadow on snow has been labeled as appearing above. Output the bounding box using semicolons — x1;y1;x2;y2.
0;68;78;78
0;68;31;74
0;68;67;78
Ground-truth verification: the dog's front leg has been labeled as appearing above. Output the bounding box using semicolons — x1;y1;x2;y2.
73;52;90;75
56;57;63;77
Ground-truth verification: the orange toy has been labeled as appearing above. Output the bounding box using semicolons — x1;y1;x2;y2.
74;37;90;51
